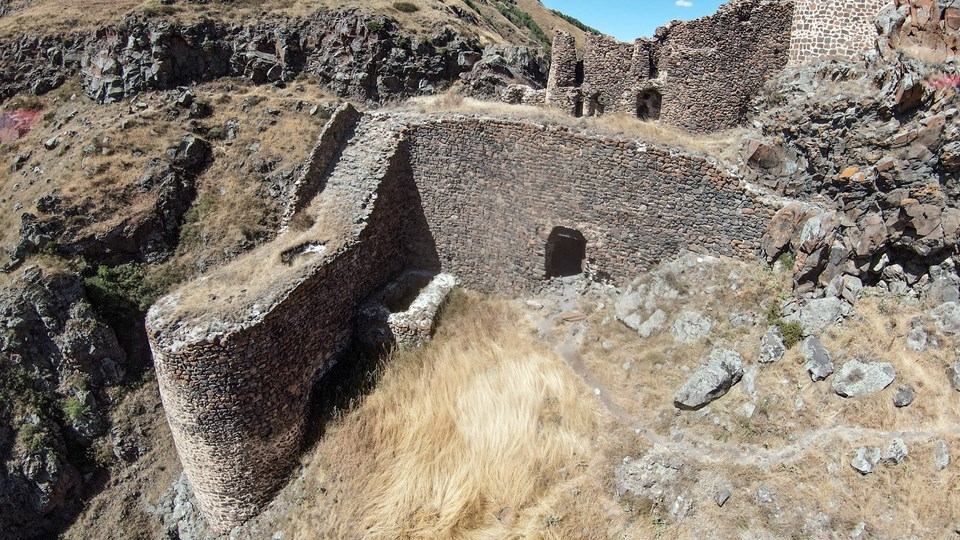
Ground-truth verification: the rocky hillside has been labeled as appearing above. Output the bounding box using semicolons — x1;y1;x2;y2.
0;0;597;106
741;44;960;301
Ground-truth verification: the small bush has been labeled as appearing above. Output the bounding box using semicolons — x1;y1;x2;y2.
463;0;480;13
366;19;385;33
777;321;804;349
61;395;92;424
775;251;795;271
393;2;419;13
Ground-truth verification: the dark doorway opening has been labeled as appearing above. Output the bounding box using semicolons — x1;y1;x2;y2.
545;227;586;278
637;90;662;121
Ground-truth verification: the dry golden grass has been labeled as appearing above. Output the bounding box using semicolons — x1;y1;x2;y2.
266;291;619;539
0;0;590;47
402;93;746;163
0;78;330;280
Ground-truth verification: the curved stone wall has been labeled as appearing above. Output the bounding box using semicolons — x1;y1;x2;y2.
406;117;773;291
147;112;778;531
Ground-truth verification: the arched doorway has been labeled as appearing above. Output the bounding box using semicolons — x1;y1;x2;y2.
545;227;586;278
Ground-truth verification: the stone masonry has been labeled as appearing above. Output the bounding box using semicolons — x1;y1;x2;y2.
789;0;892;65
528;0;795;133
147;111;777;532
514;0;957;132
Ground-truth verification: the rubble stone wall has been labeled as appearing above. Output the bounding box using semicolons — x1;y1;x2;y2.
538;0;794;133
281;103;362;227
789;0;892;65
148;129;415;530
405;117;774;292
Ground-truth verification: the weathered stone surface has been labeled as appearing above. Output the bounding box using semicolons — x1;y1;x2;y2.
758;326;786;364
934;440;951;472
784;297;849;336
883;439;909;465
893;385;915;407
790;0;890;65
638;309;668;339
851;446;882;474
832;360;896;398
0;266;129;537
801;336;834;381
931;302;960;334
0;11;546;108
671;311;716;345
948;363;960;392
674;348;744;410
534;1;793;133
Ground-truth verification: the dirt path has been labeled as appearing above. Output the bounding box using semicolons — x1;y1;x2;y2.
529;297;956;470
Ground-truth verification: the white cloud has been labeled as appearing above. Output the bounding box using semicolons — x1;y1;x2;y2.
675;0;694;6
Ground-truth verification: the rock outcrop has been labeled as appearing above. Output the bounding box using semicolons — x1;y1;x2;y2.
0;265;130;538
0;11;547;107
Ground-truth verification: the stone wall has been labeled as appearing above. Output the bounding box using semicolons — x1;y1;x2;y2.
148;112;777;532
148;116;417;530
536;0;794;133
789;0;891;65
405;117;773;291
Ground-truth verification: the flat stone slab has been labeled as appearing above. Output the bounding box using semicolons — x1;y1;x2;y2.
671;310;716;344
758;326;786;364
801;336;834;381
832;360;896;398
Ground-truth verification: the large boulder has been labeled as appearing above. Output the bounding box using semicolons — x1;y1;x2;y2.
674;348;744;410
931;302;960;334
784;297;849;336
832;360;896;397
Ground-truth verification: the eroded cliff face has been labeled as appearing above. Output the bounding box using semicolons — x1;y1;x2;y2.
0;10;547;107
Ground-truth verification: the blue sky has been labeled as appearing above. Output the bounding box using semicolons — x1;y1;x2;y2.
542;0;728;41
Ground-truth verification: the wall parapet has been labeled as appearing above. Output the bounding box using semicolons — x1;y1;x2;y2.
280;102;362;229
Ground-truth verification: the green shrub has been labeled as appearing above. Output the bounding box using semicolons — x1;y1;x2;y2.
463;0;480;13
61;395;92;424
393;2;419;13
18;422;51;453
366;19;385;33
83;263;183;321
777;321;804;349
775;251;795;271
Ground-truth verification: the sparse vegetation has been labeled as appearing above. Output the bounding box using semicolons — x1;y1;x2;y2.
777;320;804;348
550;8;601;35
495;1;551;49
392;1;419;13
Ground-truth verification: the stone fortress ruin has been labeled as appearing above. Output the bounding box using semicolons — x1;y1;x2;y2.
146;0;960;532
505;0;959;132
